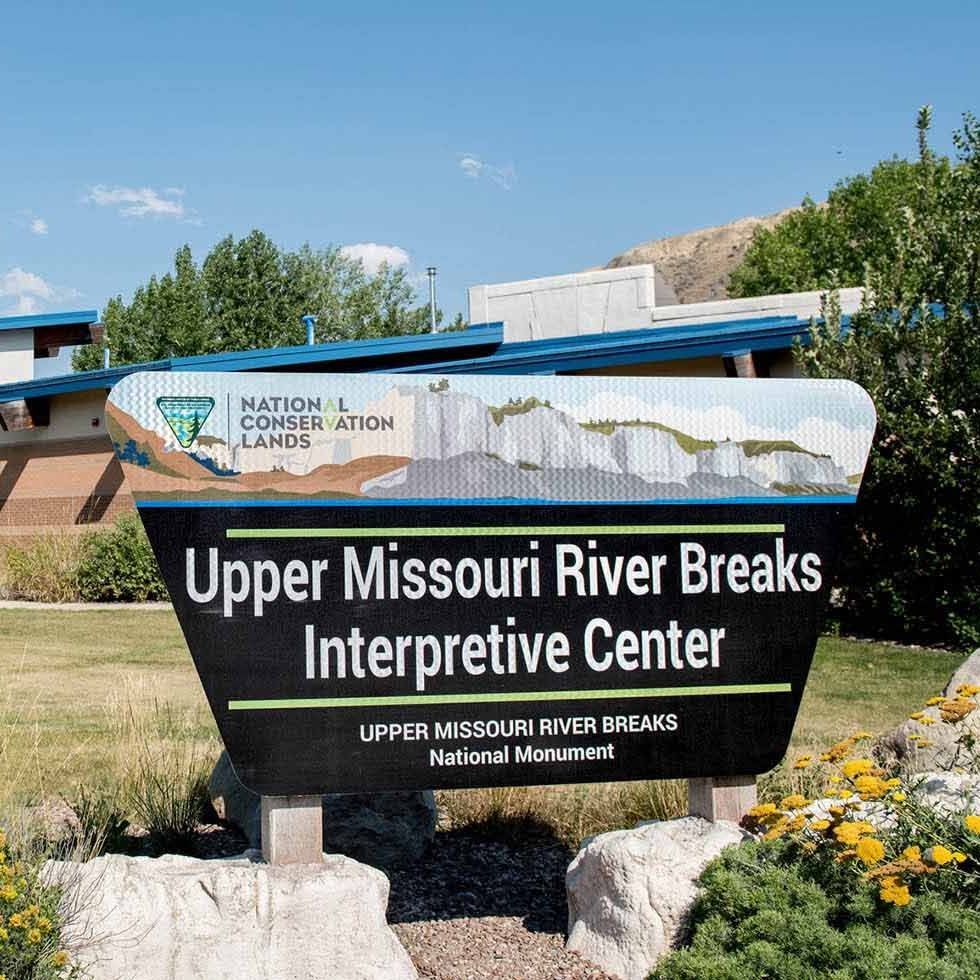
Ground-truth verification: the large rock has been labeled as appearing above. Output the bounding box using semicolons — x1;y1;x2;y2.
44;851;416;980
208;751;437;868
877;648;980;772
566;816;748;980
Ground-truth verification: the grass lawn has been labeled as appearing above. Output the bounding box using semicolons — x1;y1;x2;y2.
0;608;966;834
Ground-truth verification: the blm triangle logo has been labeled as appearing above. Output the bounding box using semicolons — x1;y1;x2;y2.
157;396;215;448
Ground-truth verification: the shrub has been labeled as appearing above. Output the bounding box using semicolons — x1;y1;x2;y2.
76;514;167;602
2;535;84;603
651;841;980;980
0;827;78;979
125;741;212;855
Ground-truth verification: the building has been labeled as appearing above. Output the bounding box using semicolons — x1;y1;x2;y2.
0;267;862;536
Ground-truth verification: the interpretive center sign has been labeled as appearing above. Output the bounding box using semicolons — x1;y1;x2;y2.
107;371;875;796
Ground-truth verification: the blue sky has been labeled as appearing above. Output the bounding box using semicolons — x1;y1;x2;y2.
2;1;977;375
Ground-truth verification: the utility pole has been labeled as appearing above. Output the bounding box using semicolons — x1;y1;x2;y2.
427;267;438;332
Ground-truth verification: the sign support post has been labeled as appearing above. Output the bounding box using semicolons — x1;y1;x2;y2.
260;795;323;865
687;776;757;824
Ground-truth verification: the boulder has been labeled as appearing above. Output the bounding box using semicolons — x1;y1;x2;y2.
566;816;748;980
877;648;980;772
208;751;437;868
43;851;416;980
913;771;980;812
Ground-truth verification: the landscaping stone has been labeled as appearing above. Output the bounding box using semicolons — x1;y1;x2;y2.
877;647;980;772
208;750;437;868
913;771;980;812
43;850;417;980
565;816;748;980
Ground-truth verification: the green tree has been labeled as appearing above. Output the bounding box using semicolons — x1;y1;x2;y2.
798;108;980;647
74;231;449;370
729;157;947;298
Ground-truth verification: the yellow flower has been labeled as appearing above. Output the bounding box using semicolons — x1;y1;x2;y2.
834;821;876;846
793;755;813;770
842;759;874;778
926;696;944;706
892;791;907;802
51;951;69;968
956;683;980;697
880;875;911;906
747;803;778;818
939;698;977;722
854;775;889;800
965;814;980;834
853;731;873;740
909;711;925;720
0;926;7;941
780;794;809;810
27;927;41;944
924;845;955;866
0;884;16;902
809;819;831;831
903;846;922;861
919;716;937;726
856;837;886;866
953;852;967;863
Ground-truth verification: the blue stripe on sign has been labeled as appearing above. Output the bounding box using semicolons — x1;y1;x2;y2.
136;495;858;509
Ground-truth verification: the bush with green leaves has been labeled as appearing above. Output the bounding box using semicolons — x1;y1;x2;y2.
75;514;167;602
0;828;79;979
651;839;980;980
732;107;980;647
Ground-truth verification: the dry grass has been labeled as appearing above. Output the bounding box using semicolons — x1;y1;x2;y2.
0;608;966;848
0;533;86;602
0;609;215;815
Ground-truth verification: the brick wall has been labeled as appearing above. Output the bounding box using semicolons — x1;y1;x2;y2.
0;436;135;536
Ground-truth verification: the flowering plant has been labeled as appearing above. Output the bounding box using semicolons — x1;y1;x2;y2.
0;829;76;980
744;684;980;908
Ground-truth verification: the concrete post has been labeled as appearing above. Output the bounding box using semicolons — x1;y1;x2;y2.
687;776;757;824
723;351;759;378
261;795;323;865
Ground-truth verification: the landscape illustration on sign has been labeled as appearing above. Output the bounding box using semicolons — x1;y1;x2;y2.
106;373;876;504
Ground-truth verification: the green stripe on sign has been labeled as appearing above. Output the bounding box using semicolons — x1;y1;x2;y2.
226;523;784;539
228;682;792;711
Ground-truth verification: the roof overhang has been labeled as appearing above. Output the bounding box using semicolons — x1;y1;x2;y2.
0;313;823;408
0;310;102;359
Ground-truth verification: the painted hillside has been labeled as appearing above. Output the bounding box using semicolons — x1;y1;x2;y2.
107;381;855;503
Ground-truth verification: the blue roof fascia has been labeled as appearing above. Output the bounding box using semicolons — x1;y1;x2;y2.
387;315;812;376
0;324;503;404
0;309;100;333
0;360;173;403
169;322;503;373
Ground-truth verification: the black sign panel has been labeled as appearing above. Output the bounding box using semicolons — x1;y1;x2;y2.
107;370;875;796
139;501;844;795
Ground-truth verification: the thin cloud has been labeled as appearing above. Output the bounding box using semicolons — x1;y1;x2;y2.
30;217;48;236
84;184;198;221
0;267;79;316
340;243;411;275
458;154;516;190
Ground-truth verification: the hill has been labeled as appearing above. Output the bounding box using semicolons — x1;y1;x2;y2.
604;207;796;304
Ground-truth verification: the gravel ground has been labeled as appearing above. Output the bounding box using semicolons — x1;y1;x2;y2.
388;829;617;980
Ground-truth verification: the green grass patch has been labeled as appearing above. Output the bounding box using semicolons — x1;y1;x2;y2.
0;610;965;845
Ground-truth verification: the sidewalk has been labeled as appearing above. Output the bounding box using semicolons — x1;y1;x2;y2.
0;599;172;611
